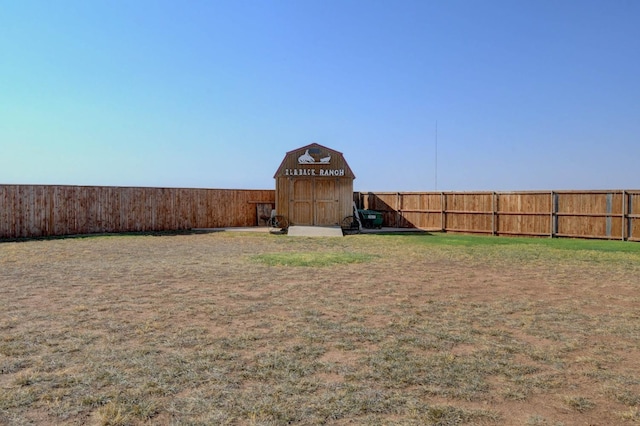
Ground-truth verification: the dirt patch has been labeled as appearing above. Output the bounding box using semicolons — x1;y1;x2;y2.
1;232;639;425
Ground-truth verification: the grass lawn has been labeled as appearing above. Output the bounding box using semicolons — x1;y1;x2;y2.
1;232;639;425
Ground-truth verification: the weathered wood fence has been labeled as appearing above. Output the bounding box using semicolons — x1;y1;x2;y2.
356;190;640;241
2;185;639;241
0;185;275;239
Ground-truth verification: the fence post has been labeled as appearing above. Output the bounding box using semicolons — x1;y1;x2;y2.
492;192;497;236
550;191;556;238
396;192;401;228
622;190;626;241
441;192;446;232
630;193;634;240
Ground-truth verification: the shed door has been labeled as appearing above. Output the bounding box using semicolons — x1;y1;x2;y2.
290;178;340;226
291;179;314;225
315;179;338;225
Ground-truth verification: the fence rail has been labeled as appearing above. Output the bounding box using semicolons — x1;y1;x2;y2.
356;190;640;242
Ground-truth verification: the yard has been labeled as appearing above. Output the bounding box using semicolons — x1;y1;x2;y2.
1;231;639;425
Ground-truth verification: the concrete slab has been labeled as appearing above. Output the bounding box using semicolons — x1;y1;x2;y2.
192;226;431;236
359;227;430;235
287;226;344;237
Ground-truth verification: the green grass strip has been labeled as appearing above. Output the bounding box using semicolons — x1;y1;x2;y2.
252;252;376;267
399;232;640;254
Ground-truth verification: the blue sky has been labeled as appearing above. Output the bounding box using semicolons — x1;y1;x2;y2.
2;0;638;191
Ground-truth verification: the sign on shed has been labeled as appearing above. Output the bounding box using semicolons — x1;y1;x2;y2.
274;143;355;226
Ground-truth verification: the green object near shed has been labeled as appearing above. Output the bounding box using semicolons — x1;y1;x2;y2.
357;209;383;229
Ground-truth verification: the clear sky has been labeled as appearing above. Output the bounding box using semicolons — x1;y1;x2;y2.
2;0;639;191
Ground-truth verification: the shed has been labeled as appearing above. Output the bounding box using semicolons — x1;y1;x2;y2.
274;143;355;226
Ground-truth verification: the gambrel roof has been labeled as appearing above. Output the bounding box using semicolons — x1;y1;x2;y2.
273;143;355;179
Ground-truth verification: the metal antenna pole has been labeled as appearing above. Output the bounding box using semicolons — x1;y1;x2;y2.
435;120;438;191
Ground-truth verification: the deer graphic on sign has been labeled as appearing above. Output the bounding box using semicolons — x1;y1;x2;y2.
298;148;331;164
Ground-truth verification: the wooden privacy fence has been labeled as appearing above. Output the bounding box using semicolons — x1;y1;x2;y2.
0;185;275;239
3;185;640;241
356;190;640;241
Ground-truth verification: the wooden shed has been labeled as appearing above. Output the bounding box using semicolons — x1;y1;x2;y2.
274;143;355;226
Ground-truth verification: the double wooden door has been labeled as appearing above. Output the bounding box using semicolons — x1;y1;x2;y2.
290;178;338;226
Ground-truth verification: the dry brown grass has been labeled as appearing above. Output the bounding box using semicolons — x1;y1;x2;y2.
1;231;639;425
